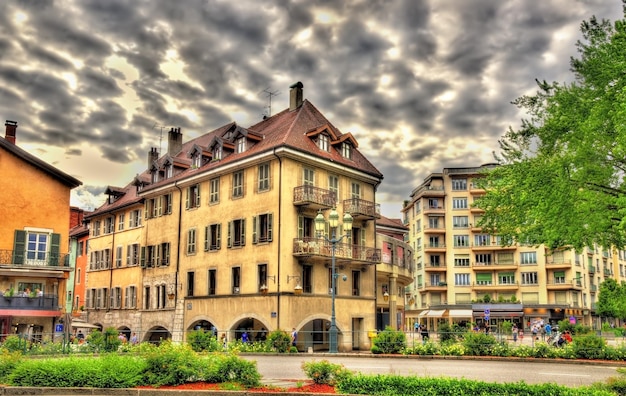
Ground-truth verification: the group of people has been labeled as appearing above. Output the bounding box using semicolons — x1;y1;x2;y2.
0;288;43;297
413;322;429;343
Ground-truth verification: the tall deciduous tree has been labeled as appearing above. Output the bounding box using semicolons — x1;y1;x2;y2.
597;278;626;320
477;4;626;251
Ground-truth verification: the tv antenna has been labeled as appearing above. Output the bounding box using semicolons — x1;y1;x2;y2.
152;123;171;154
261;88;280;117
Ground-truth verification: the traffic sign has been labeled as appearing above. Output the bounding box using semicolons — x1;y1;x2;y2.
55;324;63;332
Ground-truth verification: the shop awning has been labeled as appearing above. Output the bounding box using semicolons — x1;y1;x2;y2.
448;309;473;318
418;310;429;318
426;309;446;318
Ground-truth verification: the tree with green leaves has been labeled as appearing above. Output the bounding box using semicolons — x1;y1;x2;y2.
477;5;626;251
597;278;626;320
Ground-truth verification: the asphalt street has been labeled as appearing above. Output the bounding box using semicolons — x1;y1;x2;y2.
243;354;623;388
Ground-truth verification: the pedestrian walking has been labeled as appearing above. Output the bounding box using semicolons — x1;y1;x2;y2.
512;325;518;342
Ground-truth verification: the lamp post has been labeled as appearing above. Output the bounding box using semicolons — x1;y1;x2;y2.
315;207;353;353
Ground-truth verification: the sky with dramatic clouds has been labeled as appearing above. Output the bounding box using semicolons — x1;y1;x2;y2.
0;0;623;218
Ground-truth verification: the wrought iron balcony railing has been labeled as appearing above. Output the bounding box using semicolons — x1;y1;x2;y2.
0;250;70;268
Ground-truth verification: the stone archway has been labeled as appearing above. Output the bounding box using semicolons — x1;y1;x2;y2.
144;325;171;345
230;317;269;342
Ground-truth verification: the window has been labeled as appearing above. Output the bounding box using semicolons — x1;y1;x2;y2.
157;284;167;309
428;236;440;247
497;252;514;264
475;273;492;285
129;209;142;228
205;223;221;251
92;221;101;237
318;134;329;151
210;177;220;204
342;142;352;159
146;198;158;219
303;168;315;186
124;286;136;308
232;170;244;198
144;286;151;309
455;273;470;286
428;217;439;229
257;264;267;292
428;198;439;209
187;229;197;254
192;152;201;168
475;253;492;265
303;265;312;293
213;144;222;160
454;255;470;267
159;242;170;266
232;267;241;294
25;232;49;264
454;235;469;247
77;268;81;284
498;272;515;285
521;272;538;285
429;274;442;286
451;178;467;191
166;163;173;179
78;241;84;256
115;246;123;267
208;269;216;295
186;184;201;209
328;175;338;199
236;137;246;153
453;216;469;228
352;270;360;296
554;271;566;284
127;244;140;266
430;255;441;266
228;219;246;247
474;234;490;246
104;216;115;234
252;213;273;243
110;287;122;309
118;214;125;231
258;163;270;192
520;251;537;265
351;182;361;198
162;193;172;215
187;272;195;297
452;197;468;209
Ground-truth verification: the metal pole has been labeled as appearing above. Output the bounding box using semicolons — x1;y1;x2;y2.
329;234;338;354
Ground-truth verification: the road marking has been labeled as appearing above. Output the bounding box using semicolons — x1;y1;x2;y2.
539;372;590;377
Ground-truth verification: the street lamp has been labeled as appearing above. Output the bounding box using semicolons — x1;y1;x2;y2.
315;207;353;353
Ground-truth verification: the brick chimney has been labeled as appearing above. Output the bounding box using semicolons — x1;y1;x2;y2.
5;120;17;144
289;82;303;111
148;147;159;168
168;127;183;156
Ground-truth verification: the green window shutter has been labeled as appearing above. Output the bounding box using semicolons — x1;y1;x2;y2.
140;246;146;267
241;219;246;246
216;224;221;249
227;221;232;248
185;187;190;209
252;216;258;244
554;271;565;277
195;185;201;207
297;216;304;239
13;230;26;265
204;226;209;251
476;273;492;282
267;213;273;242
49;233;61;266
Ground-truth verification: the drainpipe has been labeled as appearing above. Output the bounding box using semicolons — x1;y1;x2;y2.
107;218;116;313
273;149;282;330
174;182;183;303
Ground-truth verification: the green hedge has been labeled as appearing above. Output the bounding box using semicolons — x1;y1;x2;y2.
336;374;614;396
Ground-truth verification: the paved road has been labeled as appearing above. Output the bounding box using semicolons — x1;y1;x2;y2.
243;354;624;388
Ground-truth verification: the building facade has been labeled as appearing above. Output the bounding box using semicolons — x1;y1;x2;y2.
403;164;623;332
83;82;384;351
0;121;82;340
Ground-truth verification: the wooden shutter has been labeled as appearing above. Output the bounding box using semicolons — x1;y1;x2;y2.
13;230;26;265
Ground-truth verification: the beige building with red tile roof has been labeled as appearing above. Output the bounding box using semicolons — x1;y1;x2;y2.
83;82;385;351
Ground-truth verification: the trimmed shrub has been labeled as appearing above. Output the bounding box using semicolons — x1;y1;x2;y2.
571;334;606;360
142;341;203;386
462;332;496;356
266;329;291;353
302;359;351;385
200;354;261;388
187;330;220;352
0;350;23;384
371;326;406;354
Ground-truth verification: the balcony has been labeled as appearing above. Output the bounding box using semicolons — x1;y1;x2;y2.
342;198;380;220
423;205;445;215
424;263;447;272
423;281;448;291
413;185;445;199
588;266;596;274
546;279;583;290
604;268;613;277
590;284;597;293
423;225;446;234
0;294;60;312
292;238;381;264
471;261;518;271
293;186;336;210
545;259;573;269
472;281;519;291
471;242;516;251
423;243;446;253
0;250;71;278
469;183;486;195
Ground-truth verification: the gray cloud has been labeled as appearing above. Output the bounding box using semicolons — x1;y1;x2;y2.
0;0;622;217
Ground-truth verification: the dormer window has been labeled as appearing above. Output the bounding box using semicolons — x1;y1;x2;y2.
165;163;173;179
151;169;159;183
236;137;246;153
192;152;201;168
213;145;222;160
318;134;329;151
342;142;352;160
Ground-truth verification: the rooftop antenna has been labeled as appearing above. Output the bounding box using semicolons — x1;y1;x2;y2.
261;88;280;118
152;123;171;154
